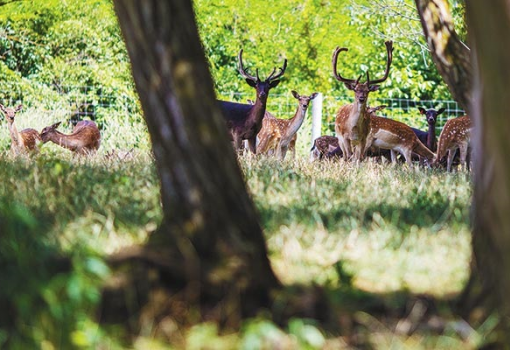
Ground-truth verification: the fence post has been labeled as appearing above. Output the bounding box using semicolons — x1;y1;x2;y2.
311;92;323;145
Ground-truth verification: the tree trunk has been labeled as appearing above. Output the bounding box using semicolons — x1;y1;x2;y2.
108;0;279;328
464;0;510;345
414;0;472;112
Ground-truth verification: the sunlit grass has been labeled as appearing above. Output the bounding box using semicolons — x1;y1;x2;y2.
0;151;474;349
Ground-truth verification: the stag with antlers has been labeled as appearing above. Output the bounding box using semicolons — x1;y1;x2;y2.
333;41;393;162
219;50;287;154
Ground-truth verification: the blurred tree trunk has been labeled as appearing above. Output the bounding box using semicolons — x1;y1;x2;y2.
464;0;510;345
416;0;510;346
108;0;279;328
414;0;472;112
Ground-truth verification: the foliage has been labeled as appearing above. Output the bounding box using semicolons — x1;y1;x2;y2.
194;0;466;104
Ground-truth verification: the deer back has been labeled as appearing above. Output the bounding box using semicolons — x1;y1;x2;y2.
436;116;472;160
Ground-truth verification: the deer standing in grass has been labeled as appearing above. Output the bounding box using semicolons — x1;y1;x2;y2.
40;120;101;154
219;50;287;154
333;41;393;162
0;104;42;154
257;90;318;160
434;115;472;172
364;105;435;166
414;107;445;151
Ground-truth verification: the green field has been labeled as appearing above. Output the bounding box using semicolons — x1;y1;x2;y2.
0;149;475;349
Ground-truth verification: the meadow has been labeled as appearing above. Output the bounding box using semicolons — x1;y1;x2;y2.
0;138;474;348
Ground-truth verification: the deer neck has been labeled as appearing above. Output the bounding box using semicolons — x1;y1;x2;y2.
281;105;307;140
249;97;268;125
48;130;81;150
427;123;436;150
7;121;21;148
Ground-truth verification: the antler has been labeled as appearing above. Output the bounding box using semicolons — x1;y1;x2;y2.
332;47;358;85
238;49;258;82
266;58;287;82
367;40;394;85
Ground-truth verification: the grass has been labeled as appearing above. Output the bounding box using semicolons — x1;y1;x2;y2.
0;149;474;349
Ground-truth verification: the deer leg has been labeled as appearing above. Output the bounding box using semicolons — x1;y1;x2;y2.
447;149;455;172
246;137;257;154
402;149;413;167
390;150;397;163
459;143;469;171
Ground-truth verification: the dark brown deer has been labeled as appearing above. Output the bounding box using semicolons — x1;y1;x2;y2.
434;115;472;172
40;120;101;154
257;90;318;160
415;107;445;151
219;49;287;154
333;41;393;162
0;104;42;154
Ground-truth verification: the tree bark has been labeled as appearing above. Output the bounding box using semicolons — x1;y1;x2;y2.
414;0;472;112
109;0;279;327
464;0;510;345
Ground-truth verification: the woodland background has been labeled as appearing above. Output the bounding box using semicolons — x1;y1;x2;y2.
0;1;476;349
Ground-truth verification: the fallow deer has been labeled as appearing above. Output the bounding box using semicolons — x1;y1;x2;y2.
0;104;42;154
333;41;393;162
40;120;101;154
364;106;435;166
415;107;445;151
257;90;318;160
309;135;340;161
219;50;287;154
434;115;472;172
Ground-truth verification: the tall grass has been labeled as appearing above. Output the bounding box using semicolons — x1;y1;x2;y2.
0;151;474;349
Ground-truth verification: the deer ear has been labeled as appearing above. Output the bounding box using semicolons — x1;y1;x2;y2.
291;90;299;99
245;78;257;88
418;107;426;114
368;85;380;92
310;92;319;100
15;104;22;112
52;121;62;129
437;108;446;115
344;82;356;91
269;79;280;88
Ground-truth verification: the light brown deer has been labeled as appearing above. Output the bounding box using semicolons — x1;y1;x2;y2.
40;120;101;154
333;41;393;162
0;104;42;154
364;106;435;166
219;50;287;154
257;90;318;160
434;115;472;172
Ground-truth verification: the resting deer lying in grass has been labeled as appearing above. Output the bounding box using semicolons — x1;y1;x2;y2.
219;50;287;154
40;120;101;154
364;105;435;166
257;90;318;160
333;41;393;162
309;135;340;161
0;104;42;154
434;115;472;172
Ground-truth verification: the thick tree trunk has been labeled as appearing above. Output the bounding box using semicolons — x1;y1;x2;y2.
108;0;279;328
414;0;472;112
465;0;510;345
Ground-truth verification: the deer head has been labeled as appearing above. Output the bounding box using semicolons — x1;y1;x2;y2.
238;49;287;103
332;41;393;105
0;104;23;123
291;90;318;109
40;121;62;143
418;107;445;126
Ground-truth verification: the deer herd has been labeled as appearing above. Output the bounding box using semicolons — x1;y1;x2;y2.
220;41;472;172
0;41;472;171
